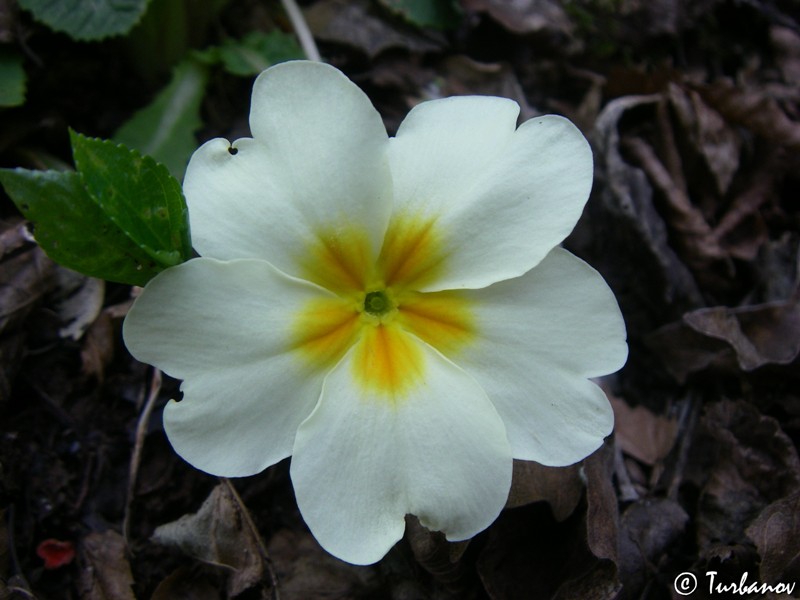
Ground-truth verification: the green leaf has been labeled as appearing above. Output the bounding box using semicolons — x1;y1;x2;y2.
377;0;462;30
215;30;303;77
70;131;192;270
114;59;208;179
0;169;164;286
0;50;26;107
18;0;149;41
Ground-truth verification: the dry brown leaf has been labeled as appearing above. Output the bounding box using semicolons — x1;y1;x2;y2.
50;267;104;341
551;560;621;600
649;298;800;382
584;443;619;564
756;233;800;303
695;401;800;557
684;301;800;370
590;94;704;315
695;79;800;150
622;135;729;266
712;156;777;260
617;498;688;593
434;56;537;121
477;506;599;600
610;396;678;466
461;0;573;37
668;83;741;196
267;529;380;600
745;492;800;584
152;483;265;597
0;220;55;336
405;516;469;587
77;530;135;600
150;567;220;600
81;311;115;381
304;0;445;59
0;221;56;402
771;25;800;86
506;460;583;521
478;446;621;600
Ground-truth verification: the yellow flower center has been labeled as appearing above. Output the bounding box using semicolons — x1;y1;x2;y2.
292;214;475;400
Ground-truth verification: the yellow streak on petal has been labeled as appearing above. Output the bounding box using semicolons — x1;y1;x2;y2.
378;214;447;290
299;227;375;295
396;291;476;357
292;296;361;371
352;322;424;399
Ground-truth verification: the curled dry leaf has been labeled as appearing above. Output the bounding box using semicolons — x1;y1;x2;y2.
610;396;678;467
80;311;115;381
668;83;741;196
0;220;56;335
477;445;621;600
433;55;538;122
460;0;573;37
506;460;583;521
51;267;104;341
152;483;265;598
405;516;469;587
694;401;800;558
304;0;445;59
267;529;380;600
617;498;688;594
695;79;800;150
0;220;56;401
771;25;800;86
745;491;800;585
622;134;729;270
77;530;135;600
151;567;220;600
648;297;800;383
712;155;777;260
477;505;609;600
584;443;619;565
589;94;703;322
550;560;620;600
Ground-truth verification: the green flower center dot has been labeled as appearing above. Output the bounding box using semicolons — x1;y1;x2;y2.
364;290;393;316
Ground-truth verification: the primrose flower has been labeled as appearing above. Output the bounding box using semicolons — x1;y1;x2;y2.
123;61;627;565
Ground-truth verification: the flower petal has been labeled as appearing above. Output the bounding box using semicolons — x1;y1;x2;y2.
291;339;512;565
457;248;628;465
388;98;592;290
123;258;336;476
184;61;392;279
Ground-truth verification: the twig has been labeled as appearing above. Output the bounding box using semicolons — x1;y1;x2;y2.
281;0;321;62
656;98;689;195
221;478;281;600
613;443;640;502
5;505;37;598
667;395;701;501
123;368;162;546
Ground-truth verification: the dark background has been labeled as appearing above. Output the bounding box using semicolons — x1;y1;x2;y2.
1;0;799;598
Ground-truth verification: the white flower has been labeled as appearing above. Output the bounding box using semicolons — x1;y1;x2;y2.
123;60;627;565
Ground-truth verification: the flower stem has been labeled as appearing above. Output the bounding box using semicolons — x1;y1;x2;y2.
281;0;321;62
